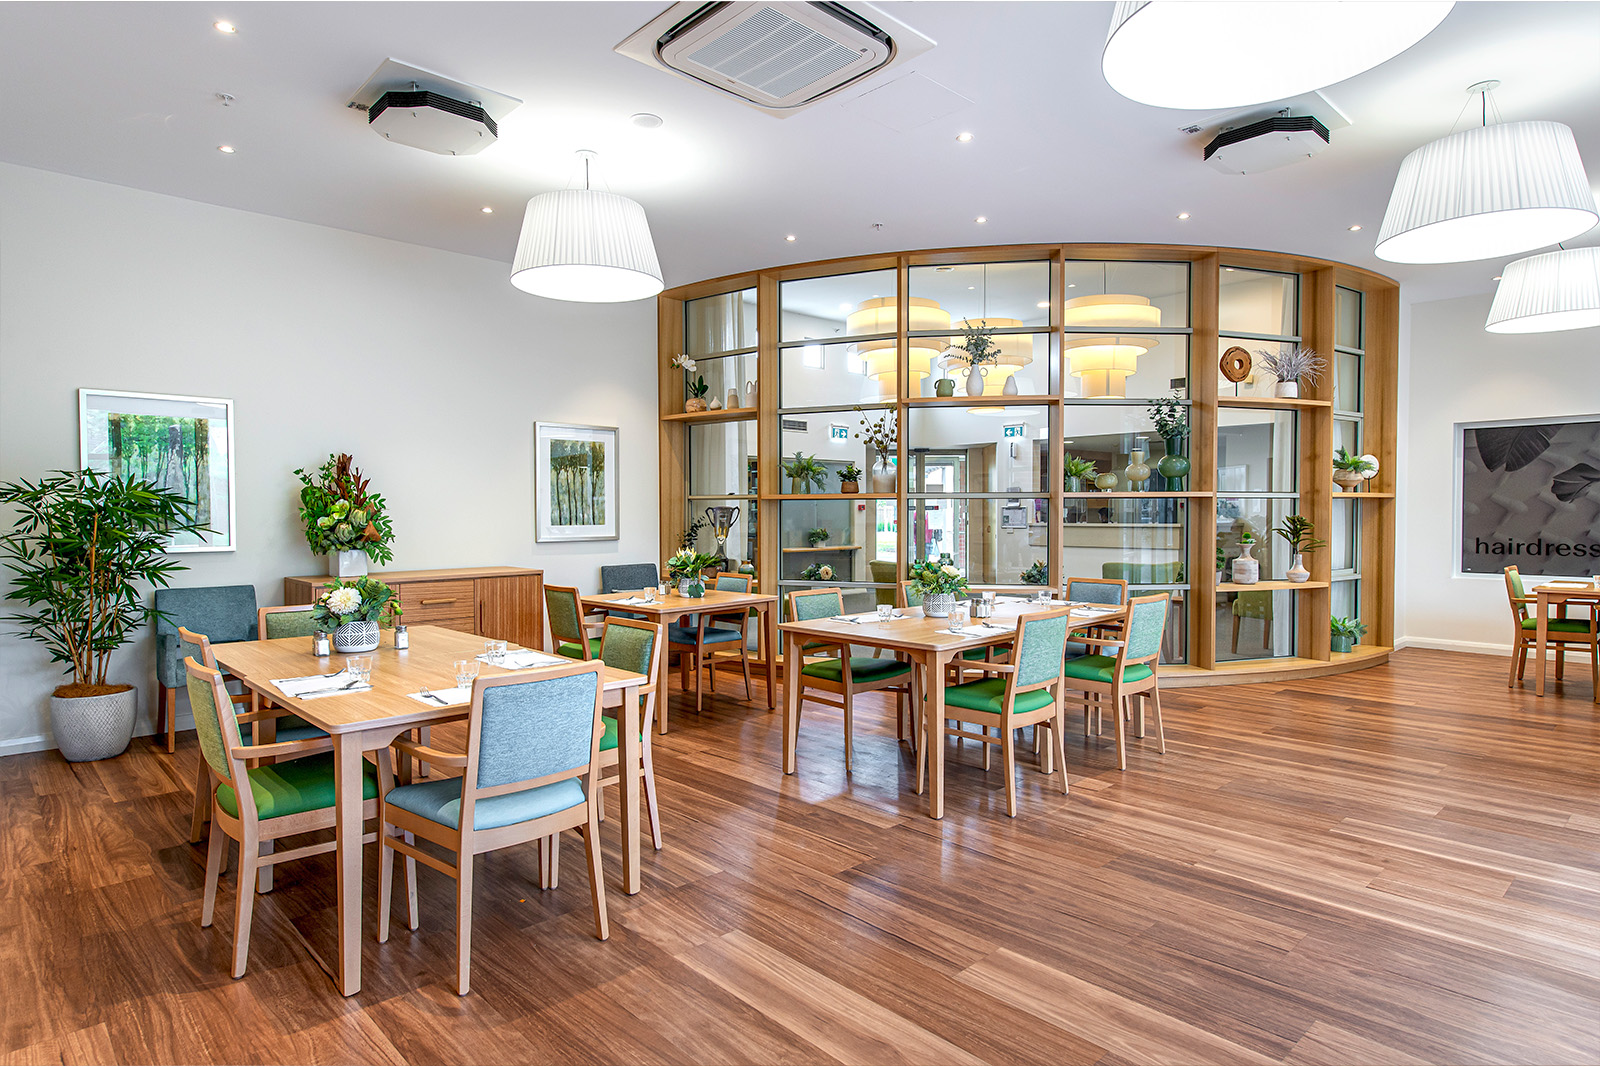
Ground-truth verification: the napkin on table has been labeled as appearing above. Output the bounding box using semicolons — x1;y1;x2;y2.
408;686;472;707
271;671;371;699
476;649;569;669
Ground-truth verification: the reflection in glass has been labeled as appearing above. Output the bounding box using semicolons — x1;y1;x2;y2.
690;353;758;410
1215;589;1294;662
908;497;1049;586
1062;501;1188;585
908;262;1051;328
1217;497;1299;581
1218;266;1298;336
779;500;891;587
1218;409;1297;493
1061;262;1189;399
1331;500;1358;574
779;407;891;480
687;421;757;498
1333;350;1362;412
1335;286;1363;350
1062;261;1190;327
925;324;1053;399
683;497;756;567
779;269;897;342
780;343;892;407
1332;579;1360;628
1065;334;1188;400
685;289;756;356
847;297;949;392
906;406;1050;493
1062;406;1192;493
1334;418;1361;466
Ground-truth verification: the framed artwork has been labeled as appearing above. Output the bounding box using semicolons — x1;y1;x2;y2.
1455;414;1600;578
78;388;236;552
534;422;619;542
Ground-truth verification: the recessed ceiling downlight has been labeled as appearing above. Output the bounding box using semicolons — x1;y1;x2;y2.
1102;1;1454;110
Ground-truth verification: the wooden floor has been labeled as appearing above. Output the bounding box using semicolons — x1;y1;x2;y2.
3;647;1598;1066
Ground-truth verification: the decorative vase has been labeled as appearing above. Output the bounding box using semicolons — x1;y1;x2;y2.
328;550;368;578
1332;469;1365;491
1275;380;1300;398
1330;634;1355;654
332;620;380;653
1067;476;1083;494
1094;472;1119;491
965;365;985;397
685;397;707;413
1002;373;1019;396
687;579;705;598
1287;552;1310;583
744;380;757;408
50;686;136;762
1124;447;1151;491
871;460;896;494
726;388;740;410
811;538;829;549
1231;542;1260;585
708;396;723;411
923;592;956;618
935;378;956;397
1156;453;1191;490
840;480;859;494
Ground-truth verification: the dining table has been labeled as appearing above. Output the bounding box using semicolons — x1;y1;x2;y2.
213;623;645;997
581;586;779;731
1531;578;1600;697
779;598;1127;819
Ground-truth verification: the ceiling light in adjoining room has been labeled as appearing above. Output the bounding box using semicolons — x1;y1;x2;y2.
213;20;236;34
630;113;664;129
847;297;950;387
1064;294;1161;399
785;234;797;242
975;216;987;224
1348;224;1362;232
510;150;663;303
1037;301;1050;309
1486;247;1600;334
217;145;235;153
956;132;974;143
481;206;493;214
1176;212;1190;220
1102;1;1454;110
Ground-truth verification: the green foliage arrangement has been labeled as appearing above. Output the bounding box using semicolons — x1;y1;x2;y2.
686;375;709;400
807;528;830;546
0;469;206;691
799;562;835;581
679;515;707;550
1020;559;1049;585
1147;392;1190;441
1330;616;1368;640
1064;455;1098;483
908;556;968;598
782;452;828;494
837;461;863;484
1333;447;1379;474
295;454;394;565
665;548;718;581
310;576;401;631
1271;514;1327;554
954;319;1001;367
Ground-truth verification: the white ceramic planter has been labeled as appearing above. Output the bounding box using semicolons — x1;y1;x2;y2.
51;686;137;761
923;593;956;617
328;550;368;578
332;620;380;653
1287;553;1310;583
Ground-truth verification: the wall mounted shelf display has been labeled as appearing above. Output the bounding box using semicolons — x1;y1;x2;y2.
659;244;1399;685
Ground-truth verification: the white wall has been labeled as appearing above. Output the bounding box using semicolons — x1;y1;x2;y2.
1400;291;1599;654
0;163;659;754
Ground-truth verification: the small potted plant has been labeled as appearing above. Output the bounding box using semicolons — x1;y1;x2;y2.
952;319;1001;397
908;557;968;617
799;562;835;581
0;468;207;761
665;548;718;597
837;461;863;494
1020;559;1049;585
1064;455;1097;493
1271;514;1326;583
1332;447;1380;491
1330;615;1368;654
781;452;828;494
853;407;898;492
671;354;710;413
295;453;395;577
807;528;830;548
311;576;401;653
1255;346;1325;399
1231;531;1260;585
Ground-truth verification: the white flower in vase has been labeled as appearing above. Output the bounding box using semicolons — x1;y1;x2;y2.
326;587;363;615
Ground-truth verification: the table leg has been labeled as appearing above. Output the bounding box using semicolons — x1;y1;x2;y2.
616;682;641;895
783;631;801;775
763;603;779;710
254;703;277;894
332;732;365;996
926;649;950;820
1536;595;1549;697
655;620;672;735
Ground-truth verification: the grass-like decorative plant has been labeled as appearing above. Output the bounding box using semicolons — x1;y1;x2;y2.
1271;514;1327;555
1256;346;1325;388
782;452;828;494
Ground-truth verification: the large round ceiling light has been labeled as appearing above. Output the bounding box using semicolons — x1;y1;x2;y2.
847;298;951;386
1485;247;1600;334
510;152;663;302
1102;1;1454;110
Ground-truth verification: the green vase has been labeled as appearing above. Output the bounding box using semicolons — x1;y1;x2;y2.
1156;453;1190;489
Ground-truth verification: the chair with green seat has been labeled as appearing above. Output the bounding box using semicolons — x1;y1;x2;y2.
668;573;754;715
1058;592;1171;771
253;605;330;744
186;656;392;979
785;588;913;771
155;585;258;752
918;606;1075;817
595;617;666;849
545;584;600;660
1504;565;1598;691
176;627;253;844
376;660;610;996
899;578;1003;762
1230;591;1273;653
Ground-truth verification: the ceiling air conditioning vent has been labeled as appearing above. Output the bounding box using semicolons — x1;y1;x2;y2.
1203;114;1331;175
617;2;934;117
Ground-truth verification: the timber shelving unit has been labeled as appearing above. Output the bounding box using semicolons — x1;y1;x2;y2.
658;243;1398;686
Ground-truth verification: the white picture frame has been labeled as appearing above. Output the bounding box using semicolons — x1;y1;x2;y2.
534;421;619;542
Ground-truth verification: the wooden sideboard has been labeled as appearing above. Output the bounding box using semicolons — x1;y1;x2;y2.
283;566;544;650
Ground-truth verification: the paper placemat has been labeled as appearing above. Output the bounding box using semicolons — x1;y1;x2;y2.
271;671;370;699
836;611;907;623
408;686;472;707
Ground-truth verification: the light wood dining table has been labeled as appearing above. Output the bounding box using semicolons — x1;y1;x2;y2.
779;599;1126;819
1531;579;1600;697
214;623;645;997
582;587;779;730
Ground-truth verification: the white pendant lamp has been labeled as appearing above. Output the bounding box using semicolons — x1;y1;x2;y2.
1064;294;1160;399
846;297;951;386
510;151;663;302
1486;247;1600;334
1376;117;1597;264
1102;1;1453;110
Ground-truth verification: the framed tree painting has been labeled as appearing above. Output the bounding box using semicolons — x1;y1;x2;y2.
534;422;618;542
78;388;236;552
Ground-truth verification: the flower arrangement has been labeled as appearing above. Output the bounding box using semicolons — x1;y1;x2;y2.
1256;346;1325;389
670;354;697;373
310;576;400;631
853;406;897;462
799;562;834;581
1020;559;1049;585
953;319;1001;367
1147;392;1189;442
295;454;395;566
1271;514;1327;555
908;557;968;597
807;528;830;547
782;452;828;494
665;548;718;582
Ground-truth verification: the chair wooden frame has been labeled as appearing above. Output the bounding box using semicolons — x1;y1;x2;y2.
177;627;254;844
597;617;667;850
545;584;602;659
669;572;755;715
186;656;393;979
1060;576;1128;742
376;659;610;996
785;588;914;771
1503;566;1599;692
898;580;1005;763
1054;593;1170;771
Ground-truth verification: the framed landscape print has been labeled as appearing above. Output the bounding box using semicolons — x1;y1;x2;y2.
78;388;237;552
534;422;618;542
1455;414;1600;578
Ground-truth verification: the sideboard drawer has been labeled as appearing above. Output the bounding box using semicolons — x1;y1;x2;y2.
396;580;475;623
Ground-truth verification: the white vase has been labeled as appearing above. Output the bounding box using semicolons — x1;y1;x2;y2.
923;592;956;618
1003;373;1019;396
1275;381;1300;398
329;550;368;578
1231;542;1260;585
871;461;896;494
744;380;757;408
1286;553;1310;583
965;365;985;397
332;620;379;653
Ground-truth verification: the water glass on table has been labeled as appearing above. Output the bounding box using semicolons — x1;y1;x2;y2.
877;604;894;622
453;658;480;690
483;640;507;665
948;603;970;633
344;655;373;685
642;586;657;604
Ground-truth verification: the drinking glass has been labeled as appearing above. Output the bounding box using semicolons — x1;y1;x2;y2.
877;604;894;622
344;655;373;684
454;658;480;690
981;590;996;605
642;587;657;604
948;604;970;633
483;640;506;665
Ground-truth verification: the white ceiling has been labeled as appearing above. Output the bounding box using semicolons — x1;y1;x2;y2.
1;1;1597;305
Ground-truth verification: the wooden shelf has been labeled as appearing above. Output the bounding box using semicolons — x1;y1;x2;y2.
661;408;758;424
766;493;895;500
1064;491;1211;498
904;396;1058;406
1161;644;1391;688
1216;580;1330;592
1333;491;1395;499
781;545;863;553
1217;396;1332;410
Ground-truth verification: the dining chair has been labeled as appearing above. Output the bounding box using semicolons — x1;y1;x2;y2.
596;617;666;849
1057;593;1171;771
1503;566;1599;691
1062;576;1128;739
186;656;390;979
376;660;610;996
177;627;252;844
545;584;601;659
600;563;661;621
668;572;754;715
154;585;257;752
917;605;1074;817
898;579;1002;763
785;588;913;771
254;605;330;743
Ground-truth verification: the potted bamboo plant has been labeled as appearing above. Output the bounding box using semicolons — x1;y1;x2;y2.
0;469;206;761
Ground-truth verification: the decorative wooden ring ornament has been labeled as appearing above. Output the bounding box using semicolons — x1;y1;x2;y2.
1220;346;1252;383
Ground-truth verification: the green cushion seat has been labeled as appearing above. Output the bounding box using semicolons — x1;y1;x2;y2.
599;716;645;752
1520;617;1593;634
963;647;999;662
556;641;588;659
942;677;1055;716
1062;655;1154;685
215;752;378;820
383;775;585;832
801;656;911;683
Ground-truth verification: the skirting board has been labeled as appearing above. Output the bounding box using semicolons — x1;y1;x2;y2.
0;711;196;758
1396;636;1583;658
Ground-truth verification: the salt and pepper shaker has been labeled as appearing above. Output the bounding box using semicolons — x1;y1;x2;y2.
312;630;331;657
394;625;409;650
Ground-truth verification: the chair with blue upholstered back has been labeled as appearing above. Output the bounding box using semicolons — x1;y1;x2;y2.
154;585;258;752
1060;592;1169;771
668;572;755;714
377;661;610;995
785;588;913;772
1065;575;1127;657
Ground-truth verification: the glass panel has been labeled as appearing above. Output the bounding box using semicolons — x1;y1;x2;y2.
905;406;1051;493
779;270;899;343
908;261;1051;329
1063;261;1190;328
1217;497;1300;581
687;421;757;498
686;352;758;413
780;582;889;615
1331;500;1358;575
1062;500;1189;586
923;331;1057;397
908;497;1049;585
1218;338;1302;399
1218;266;1298;336
1214;589;1295;662
780;342;894;407
779;407;892;487
680;497;756;569
1331;579;1360;630
779;500;888;585
1335;286;1363;350
1333;351;1362;412
684;288;756;356
1334;417;1361;464
1218;410;1297;493
1063;405;1194;492
1065;334;1189;401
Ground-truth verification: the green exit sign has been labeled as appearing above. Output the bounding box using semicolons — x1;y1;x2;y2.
1003;423;1026;439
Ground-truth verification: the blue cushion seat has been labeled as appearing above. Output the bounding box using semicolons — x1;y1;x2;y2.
668;625;743;645
1520;617;1592;633
383;775;586;831
942;677;1055;716
801;656;910;682
215;752;377;820
1062;655;1154;685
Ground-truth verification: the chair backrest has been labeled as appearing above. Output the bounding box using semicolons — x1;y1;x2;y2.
1504;566;1529;624
714;573;751;594
898;580;921;609
600;618;663;695
544;585;591;656
1100;562;1183;590
1232;591;1272;620
177;625;216;668
1066;576;1127;606
460;662;605;833
259;605;318;640
184;656;244;805
601;563;660;594
787;588;844;622
1011;607;1073;691
1121;593;1171;665
155;585;259;687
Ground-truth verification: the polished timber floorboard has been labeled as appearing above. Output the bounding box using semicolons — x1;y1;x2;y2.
3;648;1598;1065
